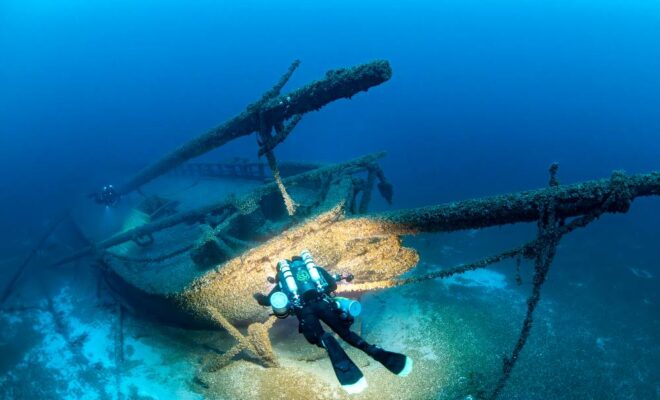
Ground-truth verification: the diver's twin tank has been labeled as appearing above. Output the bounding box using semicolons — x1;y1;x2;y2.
271;250;361;319
301;249;326;291
271;257;296;317
277;250;325;298
277;259;299;300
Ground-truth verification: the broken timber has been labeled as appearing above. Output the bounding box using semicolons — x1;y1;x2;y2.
114;60;393;196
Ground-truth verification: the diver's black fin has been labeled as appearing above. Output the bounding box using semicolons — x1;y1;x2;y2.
321;334;367;394
369;347;413;377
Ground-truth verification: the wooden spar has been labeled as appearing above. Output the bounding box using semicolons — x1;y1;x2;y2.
372;170;660;234
115;60;393;195
49;152;386;268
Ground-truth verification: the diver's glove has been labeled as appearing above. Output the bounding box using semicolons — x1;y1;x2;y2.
253;293;270;306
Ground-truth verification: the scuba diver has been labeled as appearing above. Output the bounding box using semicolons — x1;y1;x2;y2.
90;184;121;207
254;250;413;394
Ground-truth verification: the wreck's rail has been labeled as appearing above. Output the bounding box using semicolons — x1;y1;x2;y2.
116;60;392;195
49;152;386;268
173;161;267;180
374;171;660;234
171;160;321;181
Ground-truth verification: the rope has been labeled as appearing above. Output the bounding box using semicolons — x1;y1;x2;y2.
487;168;629;399
268;153;298;216
489;199;560;399
258;100;300;216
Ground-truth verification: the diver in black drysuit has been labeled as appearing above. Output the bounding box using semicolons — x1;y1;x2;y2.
254;254;412;394
90;184;120;206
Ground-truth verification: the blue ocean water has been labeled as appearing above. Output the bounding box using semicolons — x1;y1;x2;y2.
1;0;658;399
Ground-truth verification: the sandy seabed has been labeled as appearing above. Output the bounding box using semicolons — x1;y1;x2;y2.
3;265;654;400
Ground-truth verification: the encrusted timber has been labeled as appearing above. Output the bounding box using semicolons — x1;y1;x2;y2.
203;306;278;371
48;153;387;268
117;60;392;195
372;171;660;234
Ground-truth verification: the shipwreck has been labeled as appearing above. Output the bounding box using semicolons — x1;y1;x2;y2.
3;59;659;399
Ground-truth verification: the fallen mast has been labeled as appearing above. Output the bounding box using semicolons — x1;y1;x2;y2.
374;170;660;234
115;60;393;196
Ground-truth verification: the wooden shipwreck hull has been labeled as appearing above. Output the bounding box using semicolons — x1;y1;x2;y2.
13;58;656;397
91;153;400;328
71;162;660;330
44;58;402;328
